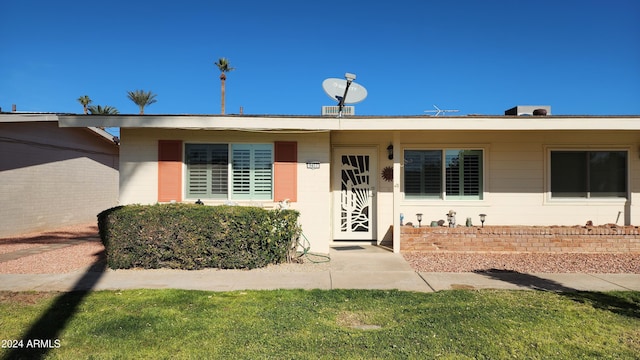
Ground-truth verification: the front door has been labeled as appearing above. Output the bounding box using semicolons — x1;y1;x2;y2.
332;147;377;241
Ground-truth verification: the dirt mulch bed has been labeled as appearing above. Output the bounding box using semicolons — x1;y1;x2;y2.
403;252;640;273
2;224;638;274
0;224;104;274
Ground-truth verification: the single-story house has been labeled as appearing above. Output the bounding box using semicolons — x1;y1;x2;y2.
56;108;640;253
0;113;119;237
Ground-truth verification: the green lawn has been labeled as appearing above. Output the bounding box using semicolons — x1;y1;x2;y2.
1;289;639;359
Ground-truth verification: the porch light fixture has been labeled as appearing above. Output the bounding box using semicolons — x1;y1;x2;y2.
387;144;394;160
416;213;423;227
479;214;487;228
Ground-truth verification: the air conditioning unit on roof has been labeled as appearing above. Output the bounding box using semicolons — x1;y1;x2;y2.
505;105;551;116
322;106;354;116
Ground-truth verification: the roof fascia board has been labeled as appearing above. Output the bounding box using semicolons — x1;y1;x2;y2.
337;117;640;130
58;115;341;130
0;113;117;147
0;114;60;122
57;115;640;131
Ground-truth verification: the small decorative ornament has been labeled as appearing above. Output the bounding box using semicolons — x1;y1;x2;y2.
381;166;393;182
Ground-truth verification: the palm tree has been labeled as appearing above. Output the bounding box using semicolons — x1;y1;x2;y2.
88;105;119;115
127;90;157;114
77;95;92;115
215;57;235;114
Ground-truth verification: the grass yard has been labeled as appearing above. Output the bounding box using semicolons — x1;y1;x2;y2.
1;289;639;359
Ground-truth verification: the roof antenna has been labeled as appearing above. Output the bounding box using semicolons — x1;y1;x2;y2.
322;73;368;117
424;104;459;116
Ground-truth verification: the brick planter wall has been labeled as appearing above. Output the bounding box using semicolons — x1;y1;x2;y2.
401;226;640;253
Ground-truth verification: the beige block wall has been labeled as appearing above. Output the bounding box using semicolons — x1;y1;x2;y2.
120;129;333;253
118;128;640;253
295;133;331;253
119;130;159;204
333;130;640;232
0;122;119;237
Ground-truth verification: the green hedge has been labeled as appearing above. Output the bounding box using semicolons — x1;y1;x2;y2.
97;204;301;270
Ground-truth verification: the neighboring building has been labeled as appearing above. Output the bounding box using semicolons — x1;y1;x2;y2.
0;114;119;237
57;110;640;253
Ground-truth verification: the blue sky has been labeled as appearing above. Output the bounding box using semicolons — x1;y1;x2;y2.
1;0;639;123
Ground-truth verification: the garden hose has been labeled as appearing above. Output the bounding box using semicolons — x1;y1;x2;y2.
296;232;330;263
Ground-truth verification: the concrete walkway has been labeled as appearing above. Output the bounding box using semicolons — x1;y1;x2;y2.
0;244;638;292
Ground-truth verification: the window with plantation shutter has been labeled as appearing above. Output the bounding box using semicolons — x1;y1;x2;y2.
446;150;482;200
404;149;483;200
185;144;228;199
231;144;273;200
404;150;442;199
185;143;273;201
463;152;481;196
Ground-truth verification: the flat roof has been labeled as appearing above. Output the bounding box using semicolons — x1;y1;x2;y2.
4;113;640;131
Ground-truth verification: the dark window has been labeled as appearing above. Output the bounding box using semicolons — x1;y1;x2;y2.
550;150;627;198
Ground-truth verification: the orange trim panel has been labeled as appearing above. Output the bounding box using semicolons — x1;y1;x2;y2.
274;141;297;202
158;140;183;202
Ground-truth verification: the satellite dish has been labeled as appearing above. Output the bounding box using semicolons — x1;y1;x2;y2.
322;78;368;104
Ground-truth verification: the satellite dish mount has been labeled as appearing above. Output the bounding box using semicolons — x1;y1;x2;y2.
336;73;356;116
322;73;368;117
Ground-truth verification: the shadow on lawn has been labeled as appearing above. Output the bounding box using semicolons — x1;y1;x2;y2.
3;255;106;360
473;269;640;319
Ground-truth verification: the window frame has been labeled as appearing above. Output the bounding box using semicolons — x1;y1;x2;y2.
183;142;274;201
546;147;629;202
402;147;486;201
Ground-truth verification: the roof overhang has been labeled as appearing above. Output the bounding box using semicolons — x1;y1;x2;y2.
57;114;640;131
0;113;118;147
0;113;60;122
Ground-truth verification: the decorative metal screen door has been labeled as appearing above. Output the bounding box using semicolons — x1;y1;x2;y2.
332;148;377;240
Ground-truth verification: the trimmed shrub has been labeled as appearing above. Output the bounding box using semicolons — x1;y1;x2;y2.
97;204;301;270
